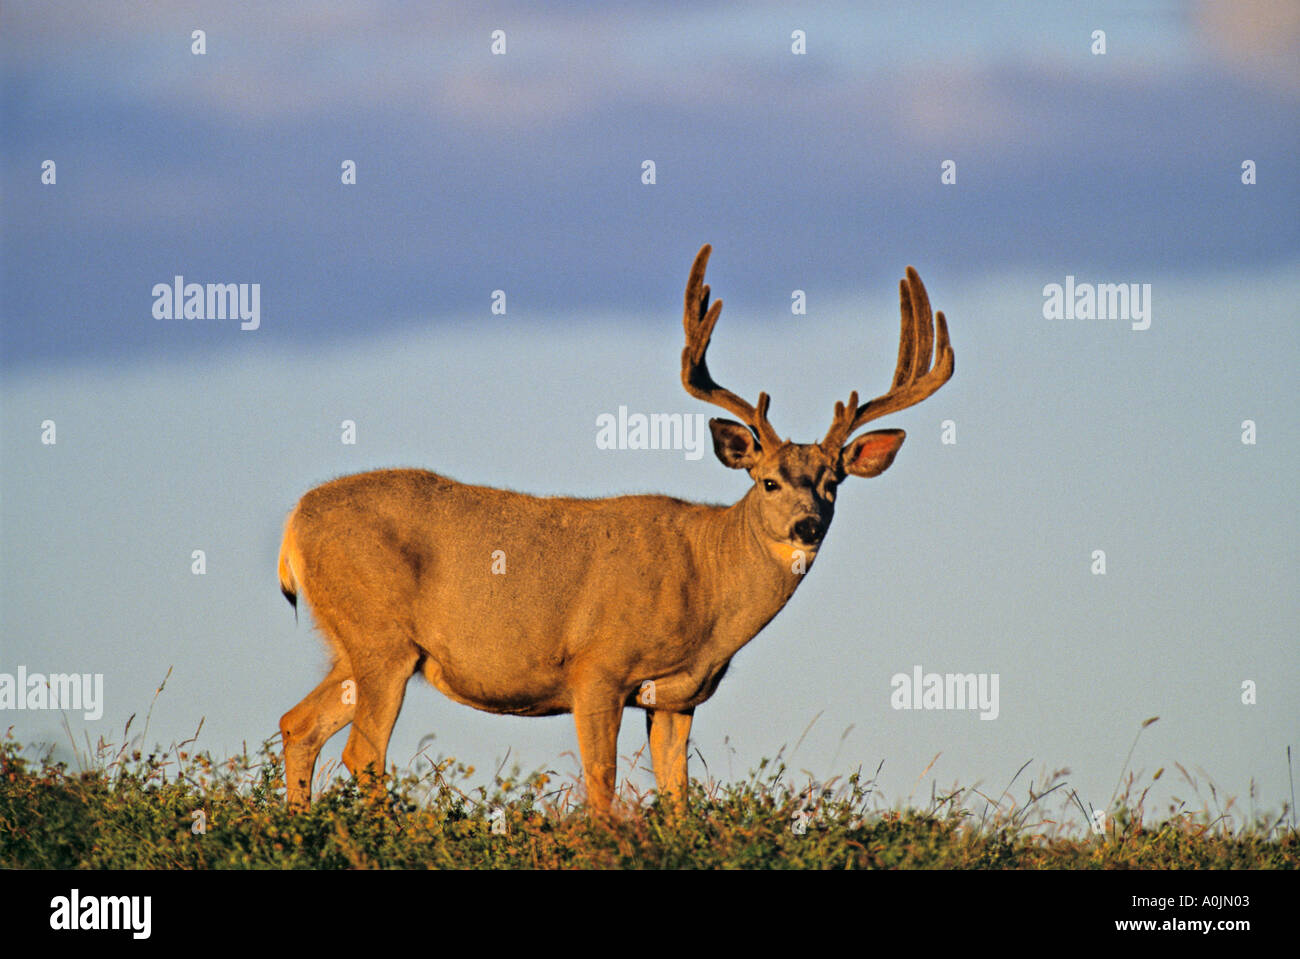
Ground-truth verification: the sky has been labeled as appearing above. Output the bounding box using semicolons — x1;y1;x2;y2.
2;1;1297;828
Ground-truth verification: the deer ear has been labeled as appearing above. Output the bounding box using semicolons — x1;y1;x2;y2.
709;418;762;469
841;429;905;478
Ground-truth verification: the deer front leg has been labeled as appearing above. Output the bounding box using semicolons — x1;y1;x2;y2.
572;684;624;815
645;708;693;802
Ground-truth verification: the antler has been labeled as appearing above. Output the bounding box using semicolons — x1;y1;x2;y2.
822;265;954;452
681;244;782;448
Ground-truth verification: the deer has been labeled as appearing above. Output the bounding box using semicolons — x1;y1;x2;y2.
276;243;954;815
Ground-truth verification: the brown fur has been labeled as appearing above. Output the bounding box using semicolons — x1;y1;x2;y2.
277;245;954;814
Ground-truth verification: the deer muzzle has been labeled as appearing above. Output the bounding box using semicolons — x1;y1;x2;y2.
791;516;826;546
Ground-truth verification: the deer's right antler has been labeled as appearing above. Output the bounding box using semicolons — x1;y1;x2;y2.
681;244;782;449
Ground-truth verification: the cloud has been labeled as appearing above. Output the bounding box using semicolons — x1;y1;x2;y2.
1195;0;1300;96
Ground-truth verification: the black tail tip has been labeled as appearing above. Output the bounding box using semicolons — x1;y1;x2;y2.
281;586;298;616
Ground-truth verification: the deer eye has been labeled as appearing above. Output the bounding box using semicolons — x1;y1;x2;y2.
763;479;780;492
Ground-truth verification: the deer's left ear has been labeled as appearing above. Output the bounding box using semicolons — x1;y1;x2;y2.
841;429;905;478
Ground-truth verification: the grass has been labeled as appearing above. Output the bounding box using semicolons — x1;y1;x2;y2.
1;713;1295;869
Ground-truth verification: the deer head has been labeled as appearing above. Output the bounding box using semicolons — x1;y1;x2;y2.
682;244;954;559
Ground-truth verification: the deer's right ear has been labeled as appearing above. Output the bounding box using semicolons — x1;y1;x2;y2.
709;418;762;469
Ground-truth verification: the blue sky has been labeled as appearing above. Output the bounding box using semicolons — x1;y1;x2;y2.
2;1;1297;826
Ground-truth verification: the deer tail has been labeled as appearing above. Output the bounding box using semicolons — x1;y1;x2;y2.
278;511;301;620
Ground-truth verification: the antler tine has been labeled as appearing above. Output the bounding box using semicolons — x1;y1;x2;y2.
681;244;781;448
894;267;935;387
823;265;954;451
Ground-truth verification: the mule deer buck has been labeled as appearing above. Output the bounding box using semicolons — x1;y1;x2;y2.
277;244;954;814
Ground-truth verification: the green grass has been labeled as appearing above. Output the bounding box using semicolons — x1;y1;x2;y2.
1;720;1294;869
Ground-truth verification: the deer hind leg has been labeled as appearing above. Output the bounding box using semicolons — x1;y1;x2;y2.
280;656;356;809
339;639;422;802
572;683;625;816
646;708;693;802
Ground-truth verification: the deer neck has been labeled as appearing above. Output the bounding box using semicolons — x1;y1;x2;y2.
694;489;810;659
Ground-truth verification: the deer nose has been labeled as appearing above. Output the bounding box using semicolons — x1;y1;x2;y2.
791;516;824;544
